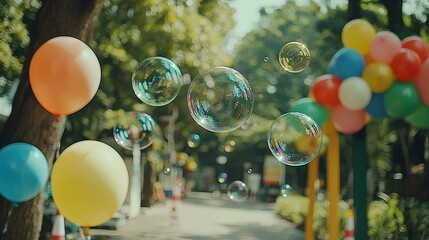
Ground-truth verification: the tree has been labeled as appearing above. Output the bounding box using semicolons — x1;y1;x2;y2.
0;0;102;239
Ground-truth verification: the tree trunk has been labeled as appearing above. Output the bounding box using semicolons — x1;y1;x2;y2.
348;0;362;19
380;0;404;34
0;1;101;239
141;160;155;207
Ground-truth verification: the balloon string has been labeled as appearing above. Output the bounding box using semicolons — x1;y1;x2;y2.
1;204;15;239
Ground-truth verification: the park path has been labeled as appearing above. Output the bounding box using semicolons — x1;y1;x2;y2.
88;192;304;240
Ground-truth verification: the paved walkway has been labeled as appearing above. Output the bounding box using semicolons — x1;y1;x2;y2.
88;192;304;240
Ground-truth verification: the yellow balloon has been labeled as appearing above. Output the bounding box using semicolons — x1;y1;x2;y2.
51;140;129;227
362;63;394;93
341;19;376;55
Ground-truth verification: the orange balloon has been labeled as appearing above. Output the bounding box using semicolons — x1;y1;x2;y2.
29;36;101;116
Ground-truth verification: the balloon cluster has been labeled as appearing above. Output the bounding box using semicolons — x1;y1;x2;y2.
292;19;429;133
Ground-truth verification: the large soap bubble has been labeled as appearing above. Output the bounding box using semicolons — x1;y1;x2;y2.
113;112;157;150
267;112;322;166
132;57;183;106
187;67;254;133
279;42;311;73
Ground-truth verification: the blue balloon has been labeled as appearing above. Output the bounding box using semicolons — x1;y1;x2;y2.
366;93;387;118
0;143;49;203
327;48;365;80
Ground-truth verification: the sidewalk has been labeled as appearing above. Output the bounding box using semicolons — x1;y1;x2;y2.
88;192;304;240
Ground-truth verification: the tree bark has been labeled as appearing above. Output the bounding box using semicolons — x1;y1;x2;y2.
348;0;362;19
380;0;404;34
0;1;102;239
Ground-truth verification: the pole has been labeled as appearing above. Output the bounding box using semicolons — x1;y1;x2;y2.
352;127;368;240
305;155;319;240
327;128;340;240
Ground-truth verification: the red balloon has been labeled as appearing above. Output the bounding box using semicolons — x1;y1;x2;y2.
390;48;421;82
415;59;429;105
402;36;429;62
332;105;365;134
312;74;342;107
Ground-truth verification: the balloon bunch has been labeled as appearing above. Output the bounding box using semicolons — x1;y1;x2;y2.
292;19;429;134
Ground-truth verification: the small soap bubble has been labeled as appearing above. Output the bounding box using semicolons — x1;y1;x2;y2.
132;57;183;106
187;67;254;133
224;140;236;153
278;42;310;73
163;167;171;174
227;180;249;202
187;133;201;148
267;112;322;166
218;172;228;184
113;112;157;150
264;57;269;62
280;184;293;197
247;168;253;174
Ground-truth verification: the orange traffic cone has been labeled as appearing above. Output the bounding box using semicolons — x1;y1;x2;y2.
51;209;65;240
170;204;179;227
344;208;355;240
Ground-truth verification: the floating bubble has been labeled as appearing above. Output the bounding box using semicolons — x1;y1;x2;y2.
187;67;254;133
224;140;236;153
163;167;171;174
267;112;322;166
227;180;249;202
278;42;311;73
216;155;228;165
218;172;228;184
280;184;293;197
132;57;183;106
187;133;201;148
264;57;269;62
113;112;157;150
247;168;253;174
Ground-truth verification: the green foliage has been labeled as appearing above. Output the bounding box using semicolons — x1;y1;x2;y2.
0;0;39;97
404;197;429;239
275;194;309;226
368;193;408;239
275;193;429;240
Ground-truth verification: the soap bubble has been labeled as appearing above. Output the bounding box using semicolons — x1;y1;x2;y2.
280;184;293;197
218;172;228;184
227;180;249;202
279;42;311;73
187;133;201;148
267;112;322;166
187;67;254;133
224;140;236;153
264;57;269;62
113;112;157;150
132;57;183;106
163;167;171;174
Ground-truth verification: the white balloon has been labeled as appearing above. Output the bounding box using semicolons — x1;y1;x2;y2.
339;77;371;110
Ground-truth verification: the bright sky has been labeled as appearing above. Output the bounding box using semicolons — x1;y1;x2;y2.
229;0;286;39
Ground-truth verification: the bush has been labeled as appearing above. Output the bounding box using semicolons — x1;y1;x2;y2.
275;193;429;239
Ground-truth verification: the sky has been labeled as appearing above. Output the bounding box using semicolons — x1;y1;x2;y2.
229;0;286;39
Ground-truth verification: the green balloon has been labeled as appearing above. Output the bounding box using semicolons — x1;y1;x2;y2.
290;98;329;127
383;82;420;118
406;102;429;129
